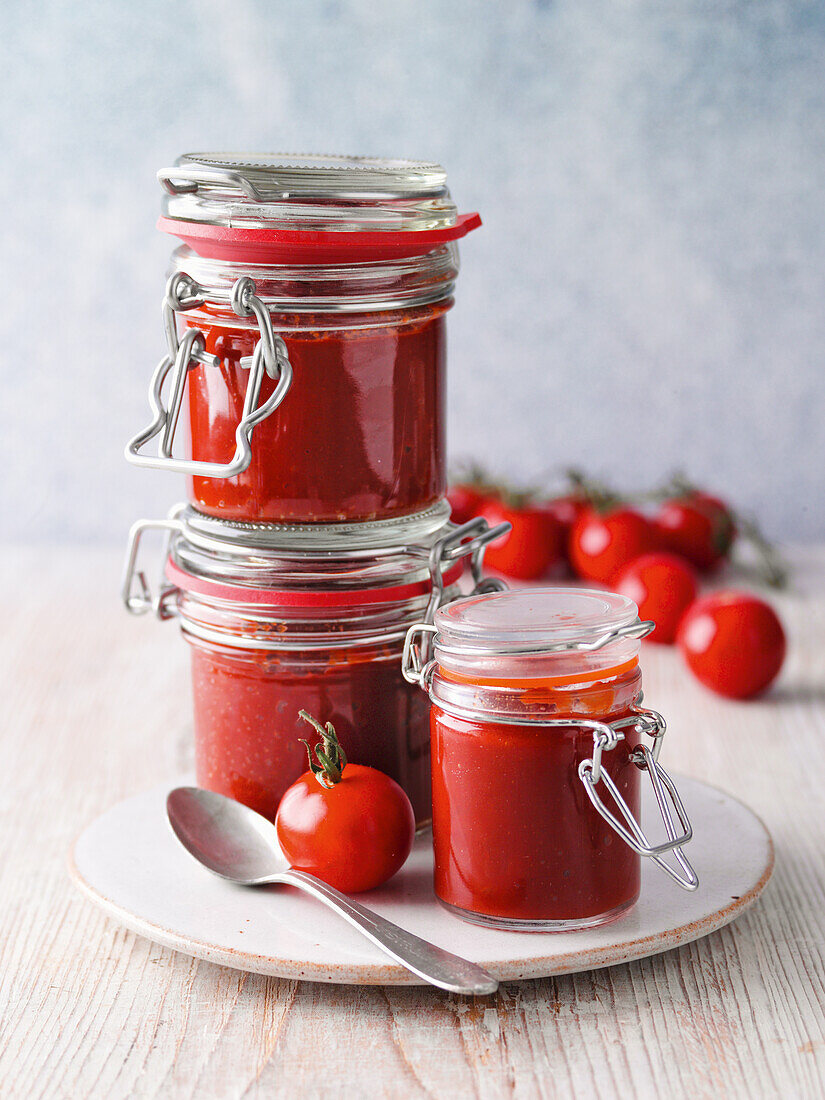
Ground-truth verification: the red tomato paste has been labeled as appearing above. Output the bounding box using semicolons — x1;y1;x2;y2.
184;305;447;523
430;663;642;926
190;642;432;826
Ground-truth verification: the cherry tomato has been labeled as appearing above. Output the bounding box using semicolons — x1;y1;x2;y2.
275;713;415;893
447;483;488;526
540;495;588;569
677;591;786;699
614;553;698;644
656;493;736;572
481;499;564;580
568;507;657;584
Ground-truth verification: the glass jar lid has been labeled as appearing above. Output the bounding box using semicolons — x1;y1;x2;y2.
428;588;651;683
157;152;481;263
123;509;510;632
178;501;452;554
162;153;452;212
140;503;513;615
434;589;642;655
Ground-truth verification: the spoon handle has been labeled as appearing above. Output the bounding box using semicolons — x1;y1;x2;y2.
279;869;498;995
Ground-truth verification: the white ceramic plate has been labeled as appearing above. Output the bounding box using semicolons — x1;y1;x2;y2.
69;776;773;985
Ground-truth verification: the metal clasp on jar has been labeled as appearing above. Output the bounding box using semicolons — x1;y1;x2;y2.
578;709;698;892
158;164;264;200
121;509;186;618
125;272;293;477
402;517;510;686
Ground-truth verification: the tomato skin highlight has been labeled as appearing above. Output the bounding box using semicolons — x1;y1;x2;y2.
656;493;736;572
480;499;564;580
568;508;657;584
677;591;786;699
275;764;415;893
614;553;698;644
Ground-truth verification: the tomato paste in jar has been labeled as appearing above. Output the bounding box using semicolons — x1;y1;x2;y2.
117;509;508;828
430;665;643;925
190;641;431;824
169;549;454;828
184;303;447;523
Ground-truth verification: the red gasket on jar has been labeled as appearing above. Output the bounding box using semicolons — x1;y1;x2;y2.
164;557;465;609
157;212;482;264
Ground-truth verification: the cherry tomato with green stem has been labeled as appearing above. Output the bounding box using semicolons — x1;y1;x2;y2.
677;591;786;699
614;553;698;644
275;712;415;893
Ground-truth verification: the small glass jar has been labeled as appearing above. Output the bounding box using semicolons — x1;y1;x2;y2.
122;508;506;826
403;588;698;930
126;153;480;525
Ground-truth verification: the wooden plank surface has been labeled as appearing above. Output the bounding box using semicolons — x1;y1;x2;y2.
1;545;824;1099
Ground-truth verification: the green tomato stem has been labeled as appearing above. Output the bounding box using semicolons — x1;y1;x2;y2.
298;710;348;788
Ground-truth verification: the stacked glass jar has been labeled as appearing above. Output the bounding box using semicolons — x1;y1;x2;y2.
121;154;507;826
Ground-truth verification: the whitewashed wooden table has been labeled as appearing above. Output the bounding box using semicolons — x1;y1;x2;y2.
1;545;824;1099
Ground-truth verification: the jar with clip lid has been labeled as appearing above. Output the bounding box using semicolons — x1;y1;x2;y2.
126;153;481;527
122;510;508;826
403;588;698;929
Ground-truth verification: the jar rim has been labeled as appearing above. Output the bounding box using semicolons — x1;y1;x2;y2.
169;243;460;315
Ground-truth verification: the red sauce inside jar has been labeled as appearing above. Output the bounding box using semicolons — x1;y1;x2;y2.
190;641;432;825
184;305;447;523
430;662;642;925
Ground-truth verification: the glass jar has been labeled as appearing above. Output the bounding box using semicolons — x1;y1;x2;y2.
122;509;507;826
126;153;481;525
403;589;698;930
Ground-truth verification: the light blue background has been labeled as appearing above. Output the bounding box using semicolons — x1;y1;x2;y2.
1;0;823;542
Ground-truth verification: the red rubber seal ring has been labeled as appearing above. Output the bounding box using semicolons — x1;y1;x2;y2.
157;212;481;264
165;558;465;608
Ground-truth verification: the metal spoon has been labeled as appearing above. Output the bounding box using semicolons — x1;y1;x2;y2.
166;787;498;996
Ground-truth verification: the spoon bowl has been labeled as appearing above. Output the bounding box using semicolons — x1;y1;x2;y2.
167;787;289;884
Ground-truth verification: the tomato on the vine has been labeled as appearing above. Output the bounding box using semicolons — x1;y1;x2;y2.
481;498;564;580
677;591;786;699
614;553;698;644
656;493;736;572
275;712;415;893
568;507;658;584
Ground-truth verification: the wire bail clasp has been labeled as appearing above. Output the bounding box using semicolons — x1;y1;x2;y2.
125;273;293;477
402;624;438;687
121;510;185;618
579;709;698;892
402;517;510;685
